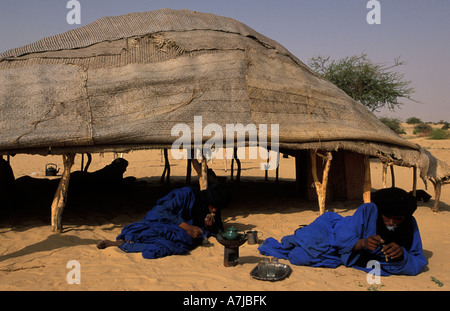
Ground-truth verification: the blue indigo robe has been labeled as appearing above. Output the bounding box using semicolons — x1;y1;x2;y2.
116;187;210;259
258;203;427;276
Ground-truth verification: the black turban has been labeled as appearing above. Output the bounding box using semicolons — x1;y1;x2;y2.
191;183;231;233
202;182;231;210
372;187;417;217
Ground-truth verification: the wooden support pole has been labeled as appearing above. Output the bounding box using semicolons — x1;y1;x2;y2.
382;162;388;188
51;153;75;233
83;153;92;172
233;147;241;182
412;166;417;197
265;148;270;182
390;164;396;187
165;149;170;182
230;157;234;181
200;156;208;191
275;151;280;184
191;152;208;190
160;149;170;183
265;160;269;181
186;158;192;184
192;157;201;179
310;150;332;215
363;155;372;203
431;180;441;213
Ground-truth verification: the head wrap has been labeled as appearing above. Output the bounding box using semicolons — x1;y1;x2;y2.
190;183;231;233
202;182;231;210
372;187;417;217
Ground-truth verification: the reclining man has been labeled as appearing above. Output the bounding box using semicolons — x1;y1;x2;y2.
258;187;427;276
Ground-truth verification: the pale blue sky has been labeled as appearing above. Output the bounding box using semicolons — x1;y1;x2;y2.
1;0;449;122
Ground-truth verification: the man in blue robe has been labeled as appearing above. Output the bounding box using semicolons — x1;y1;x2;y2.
258;187;427;276
97;183;230;259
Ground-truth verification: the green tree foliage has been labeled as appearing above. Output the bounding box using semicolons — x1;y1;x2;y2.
413;123;432;136
308;53;415;112
406;117;422;124
379;117;405;134
429;128;449;140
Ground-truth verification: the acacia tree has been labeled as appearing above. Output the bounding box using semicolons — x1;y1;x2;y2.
308;53;415;112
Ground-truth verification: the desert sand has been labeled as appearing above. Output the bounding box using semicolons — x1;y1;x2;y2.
0;125;448;292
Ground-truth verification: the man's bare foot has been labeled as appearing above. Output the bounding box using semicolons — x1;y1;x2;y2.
97;240;124;249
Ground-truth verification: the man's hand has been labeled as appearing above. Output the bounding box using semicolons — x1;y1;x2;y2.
366;235;383;250
205;213;215;229
382;242;404;260
353;235;382;251
179;222;203;239
353;235;404;261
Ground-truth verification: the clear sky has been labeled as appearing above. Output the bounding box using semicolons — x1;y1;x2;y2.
1;0;449;122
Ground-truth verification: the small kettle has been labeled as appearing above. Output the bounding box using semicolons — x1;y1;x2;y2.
45;163;59;176
222;226;240;240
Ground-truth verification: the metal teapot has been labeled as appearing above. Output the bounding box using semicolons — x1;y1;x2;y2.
45;163;60;176
222;226;240;240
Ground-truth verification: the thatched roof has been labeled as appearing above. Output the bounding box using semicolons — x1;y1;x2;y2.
0;8;449;182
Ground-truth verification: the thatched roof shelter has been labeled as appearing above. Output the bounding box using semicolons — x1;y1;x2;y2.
1;9;449;230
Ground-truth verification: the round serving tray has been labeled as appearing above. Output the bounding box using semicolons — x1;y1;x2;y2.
250;263;292;281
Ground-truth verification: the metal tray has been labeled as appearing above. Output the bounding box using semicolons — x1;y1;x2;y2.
250;263;292;281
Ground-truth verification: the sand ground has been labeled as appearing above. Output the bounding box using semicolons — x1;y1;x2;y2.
0;126;449;291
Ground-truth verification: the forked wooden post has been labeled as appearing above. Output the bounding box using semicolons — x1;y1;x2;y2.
51;153;75;233
430;179;441;213
200;156;208;191
191;153;208;190
382;162;396;189
363;155;371;203
310;150;332;215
